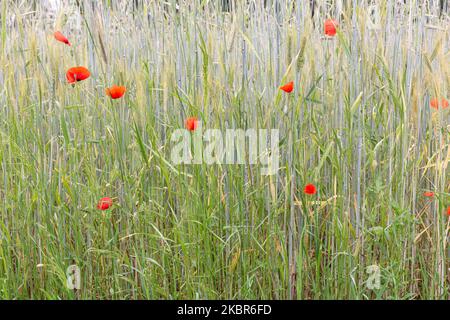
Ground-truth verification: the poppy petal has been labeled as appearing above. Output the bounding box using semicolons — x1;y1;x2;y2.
54;31;71;46
280;81;294;93
304;184;317;195
185;117;198;131
66;67;90;83
97;197;113;210
324;19;338;36
106;85;126;99
430;97;449;110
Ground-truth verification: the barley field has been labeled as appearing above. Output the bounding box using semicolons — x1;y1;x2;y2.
0;0;449;300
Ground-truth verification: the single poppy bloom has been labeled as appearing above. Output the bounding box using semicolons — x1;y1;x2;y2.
423;191;434;197
106;85;126;99
324;19;338;36
304;184;317;195
66;66;90;83
430;97;449;110
54;31;71;46
185;117;198;131
97;197;113;210
447;206;450;216
279;81;294;93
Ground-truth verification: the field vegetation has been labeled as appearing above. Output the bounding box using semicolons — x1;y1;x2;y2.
0;0;448;299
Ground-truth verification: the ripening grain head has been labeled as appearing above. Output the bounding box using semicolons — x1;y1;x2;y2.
0;0;448;300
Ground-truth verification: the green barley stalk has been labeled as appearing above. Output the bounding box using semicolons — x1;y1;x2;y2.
0;0;448;299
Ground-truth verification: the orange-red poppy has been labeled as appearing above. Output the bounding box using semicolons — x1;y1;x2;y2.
280;81;294;93
430;97;449;110
54;31;71;46
185;117;198;131
106;85;126;99
66;67;90;83
97;197;113;210
304;184;317;195
447;206;450;216
423;191;434;198
324;19;338;36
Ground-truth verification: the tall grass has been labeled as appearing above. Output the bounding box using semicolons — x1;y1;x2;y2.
0;0;448;299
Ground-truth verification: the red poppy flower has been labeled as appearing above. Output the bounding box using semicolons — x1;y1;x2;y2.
105;85;126;99
423;191;434;197
54;31;71;46
447;206;450;216
279;81;294;93
97;197;113;210
430;98;449;110
304;184;317;195
324;19;338;37
66;67;90;83
185;117;198;131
